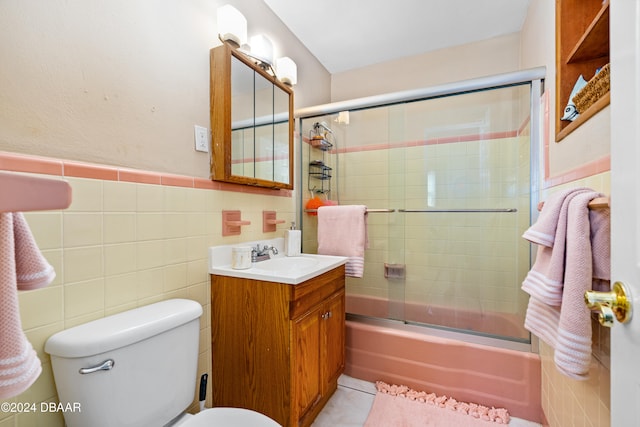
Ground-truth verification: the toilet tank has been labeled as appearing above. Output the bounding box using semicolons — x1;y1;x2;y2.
45;299;203;427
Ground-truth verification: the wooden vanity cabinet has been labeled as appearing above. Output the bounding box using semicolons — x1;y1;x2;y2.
210;265;345;427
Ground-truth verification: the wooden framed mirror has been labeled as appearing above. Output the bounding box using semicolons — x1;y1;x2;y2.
210;43;294;189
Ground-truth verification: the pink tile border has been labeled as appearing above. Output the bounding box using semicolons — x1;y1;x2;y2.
303;129;523;155
544;155;611;189
0;151;291;197
0;152;63;176
63;161;119;181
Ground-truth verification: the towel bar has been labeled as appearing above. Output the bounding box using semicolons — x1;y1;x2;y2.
538;196;609;212
0;172;72;213
398;208;517;213
304;208;395;213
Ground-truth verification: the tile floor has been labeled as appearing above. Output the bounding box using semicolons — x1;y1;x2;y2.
312;375;542;427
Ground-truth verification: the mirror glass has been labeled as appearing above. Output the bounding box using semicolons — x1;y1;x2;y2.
254;71;274;182
211;44;293;190
231;56;255;178
273;86;289;183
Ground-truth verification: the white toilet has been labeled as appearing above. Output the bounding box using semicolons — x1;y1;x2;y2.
44;299;280;427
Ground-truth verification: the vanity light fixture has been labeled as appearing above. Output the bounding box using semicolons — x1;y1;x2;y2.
216;6;296;85
217;4;247;47
275;57;297;86
249;34;275;67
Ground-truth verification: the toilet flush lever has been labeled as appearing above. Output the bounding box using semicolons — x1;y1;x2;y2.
79;359;115;375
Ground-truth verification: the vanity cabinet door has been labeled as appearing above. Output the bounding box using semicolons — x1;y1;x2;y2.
292;306;322;424
292;288;345;427
322;289;345;394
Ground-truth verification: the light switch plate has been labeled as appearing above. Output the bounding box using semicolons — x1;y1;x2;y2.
194;125;209;153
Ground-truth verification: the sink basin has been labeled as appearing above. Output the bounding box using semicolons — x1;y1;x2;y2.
252;257;319;274
209;240;347;285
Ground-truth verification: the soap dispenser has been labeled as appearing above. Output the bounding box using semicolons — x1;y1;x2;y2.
284;222;301;257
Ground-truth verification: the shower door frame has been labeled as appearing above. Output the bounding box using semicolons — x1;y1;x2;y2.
296;67;545;352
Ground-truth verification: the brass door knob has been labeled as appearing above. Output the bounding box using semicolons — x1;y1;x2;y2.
584;281;632;327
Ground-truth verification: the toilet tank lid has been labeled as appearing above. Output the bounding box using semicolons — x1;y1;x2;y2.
45;299;203;358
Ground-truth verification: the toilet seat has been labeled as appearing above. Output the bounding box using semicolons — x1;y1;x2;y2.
182;408;281;427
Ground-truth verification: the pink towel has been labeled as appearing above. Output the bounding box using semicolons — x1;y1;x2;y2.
521;188;591;305
523;187;590;247
522;191;609;380
0;213;55;399
317;205;368;278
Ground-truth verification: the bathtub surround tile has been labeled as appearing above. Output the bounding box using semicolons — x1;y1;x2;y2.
18;286;63;330
164;238;188;265
40;249;63;287
163;263;187;292
23;212;63;250
187;259;208;287
163;213;188;239
136;182;165;212
186;236;208;262
64;278;105;319
1;152;295;425
103;180;137;212
105;272;138;308
63;246;104;283
23;322;64;362
63;213;103;248
136;212;164;241
538;174;611;427
65;177;103;212
136;240;165;270
103;213;136;244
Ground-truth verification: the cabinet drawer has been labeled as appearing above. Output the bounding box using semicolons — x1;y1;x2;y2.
290;265;345;319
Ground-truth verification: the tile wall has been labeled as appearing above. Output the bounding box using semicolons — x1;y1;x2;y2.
303;128;530;338
539;171;611;427
336;136;531;316
0;152;295;427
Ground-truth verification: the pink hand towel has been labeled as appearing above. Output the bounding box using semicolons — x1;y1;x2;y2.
523;187;590;247
521;189;589;305
523;191;608;380
0;213;55;399
317;205;368;278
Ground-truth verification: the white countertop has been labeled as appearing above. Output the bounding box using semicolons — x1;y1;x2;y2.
208;238;347;285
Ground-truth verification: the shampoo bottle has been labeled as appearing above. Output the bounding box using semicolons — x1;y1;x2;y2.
284;222;301;257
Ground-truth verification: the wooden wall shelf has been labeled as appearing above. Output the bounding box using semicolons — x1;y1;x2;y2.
555;0;610;142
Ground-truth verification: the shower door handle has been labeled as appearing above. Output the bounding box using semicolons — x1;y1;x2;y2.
584;282;632;327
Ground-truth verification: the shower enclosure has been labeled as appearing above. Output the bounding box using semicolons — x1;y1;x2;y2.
297;68;544;346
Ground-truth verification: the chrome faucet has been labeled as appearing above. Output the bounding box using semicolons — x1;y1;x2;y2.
251;244;278;262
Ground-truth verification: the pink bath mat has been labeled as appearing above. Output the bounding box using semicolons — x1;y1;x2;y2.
364;381;510;426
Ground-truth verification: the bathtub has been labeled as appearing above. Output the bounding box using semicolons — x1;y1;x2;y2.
346;294;529;339
344;296;542;423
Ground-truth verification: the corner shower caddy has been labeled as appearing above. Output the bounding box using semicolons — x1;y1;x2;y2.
307;122;334;196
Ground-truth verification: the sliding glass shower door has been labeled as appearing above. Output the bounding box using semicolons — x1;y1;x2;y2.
300;75;540;344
